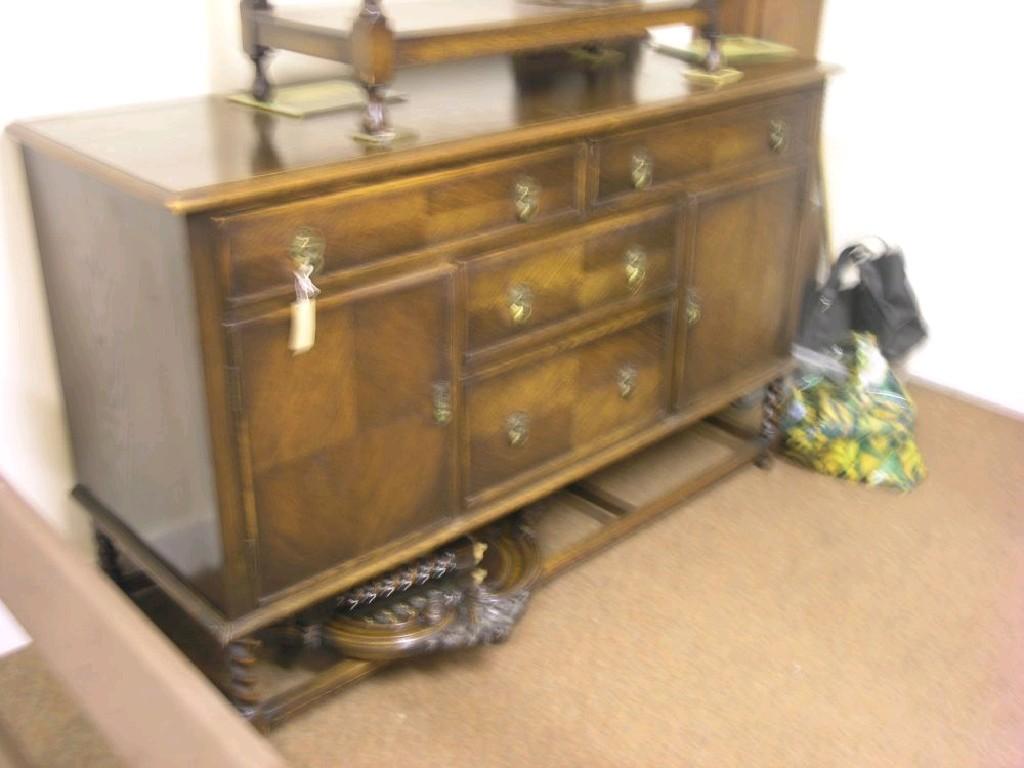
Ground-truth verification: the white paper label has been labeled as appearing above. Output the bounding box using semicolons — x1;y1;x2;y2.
289;297;316;354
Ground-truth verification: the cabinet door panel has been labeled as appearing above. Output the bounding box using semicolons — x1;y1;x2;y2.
233;270;456;596
679;169;804;406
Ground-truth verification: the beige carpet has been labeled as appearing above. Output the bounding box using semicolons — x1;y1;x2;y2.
2;386;1023;767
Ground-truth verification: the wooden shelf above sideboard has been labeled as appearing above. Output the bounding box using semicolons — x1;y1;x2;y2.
248;0;712;68
241;0;715;141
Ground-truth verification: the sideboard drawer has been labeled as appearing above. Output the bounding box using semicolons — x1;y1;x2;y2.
592;93;814;204
571;313;671;447
466;310;673;497
465;206;677;352
216;145;581;299
466;354;576;498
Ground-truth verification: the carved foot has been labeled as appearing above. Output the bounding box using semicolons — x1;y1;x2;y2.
93;528;125;588
225;638;262;716
250;46;272;102
355;84;396;144
704;33;723;73
701;5;723;72
756;377;785;469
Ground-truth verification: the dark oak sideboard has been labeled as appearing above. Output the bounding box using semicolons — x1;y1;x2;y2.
10;47;831;725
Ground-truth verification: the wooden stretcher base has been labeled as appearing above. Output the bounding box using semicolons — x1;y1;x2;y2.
102;414;767;730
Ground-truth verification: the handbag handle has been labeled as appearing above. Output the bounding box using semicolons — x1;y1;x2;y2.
816;247;859;310
855;235;890;261
818;237;892;309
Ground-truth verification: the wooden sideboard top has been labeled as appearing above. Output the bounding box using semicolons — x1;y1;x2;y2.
8;49;832;214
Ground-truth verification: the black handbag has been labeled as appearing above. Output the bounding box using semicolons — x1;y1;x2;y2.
797;239;927;361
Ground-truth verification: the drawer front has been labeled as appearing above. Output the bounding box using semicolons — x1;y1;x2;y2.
466;311;673;497
466;354;577;497
465;207;677;352
593;93;814;204
216;145;581;299
572;315;671;447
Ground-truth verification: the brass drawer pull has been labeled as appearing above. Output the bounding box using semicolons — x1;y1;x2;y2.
432;382;452;425
624;246;647;292
508;284;534;326
768;120;787;153
513;176;540;222
289;226;326;274
686;288;702;326
505;412;530;447
630;148;653;190
617;364;638;400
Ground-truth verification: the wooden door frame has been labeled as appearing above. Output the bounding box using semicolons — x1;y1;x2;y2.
719;0;826;58
0;476;288;767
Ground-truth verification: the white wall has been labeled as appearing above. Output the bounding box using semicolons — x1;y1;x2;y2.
819;1;1024;414
1;0;212;545
0;0;343;655
1;1;1021;654
0;0;215;655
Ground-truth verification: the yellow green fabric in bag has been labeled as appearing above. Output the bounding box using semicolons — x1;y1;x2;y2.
781;333;926;491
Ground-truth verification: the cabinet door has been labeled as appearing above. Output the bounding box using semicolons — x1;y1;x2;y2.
678;168;805;407
231;269;456;597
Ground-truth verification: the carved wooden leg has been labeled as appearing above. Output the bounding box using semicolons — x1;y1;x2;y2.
241;0;273;101
359;84;395;143
755;377;785;469
250;46;272;102
93;528;125;588
701;4;723;72
225;638;262;717
267;617;325;667
351;0;397;143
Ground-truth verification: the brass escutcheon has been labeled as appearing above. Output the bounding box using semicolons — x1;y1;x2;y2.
686;288;702;326
630;148;653;189
624;246;647;292
617;364;638;399
513;176;540;222
768;119;787;153
508;284;534;326
289;226;326;274
432;382;452;425
505;412;529;447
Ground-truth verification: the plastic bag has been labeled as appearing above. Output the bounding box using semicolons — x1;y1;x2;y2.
781;332;926;491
